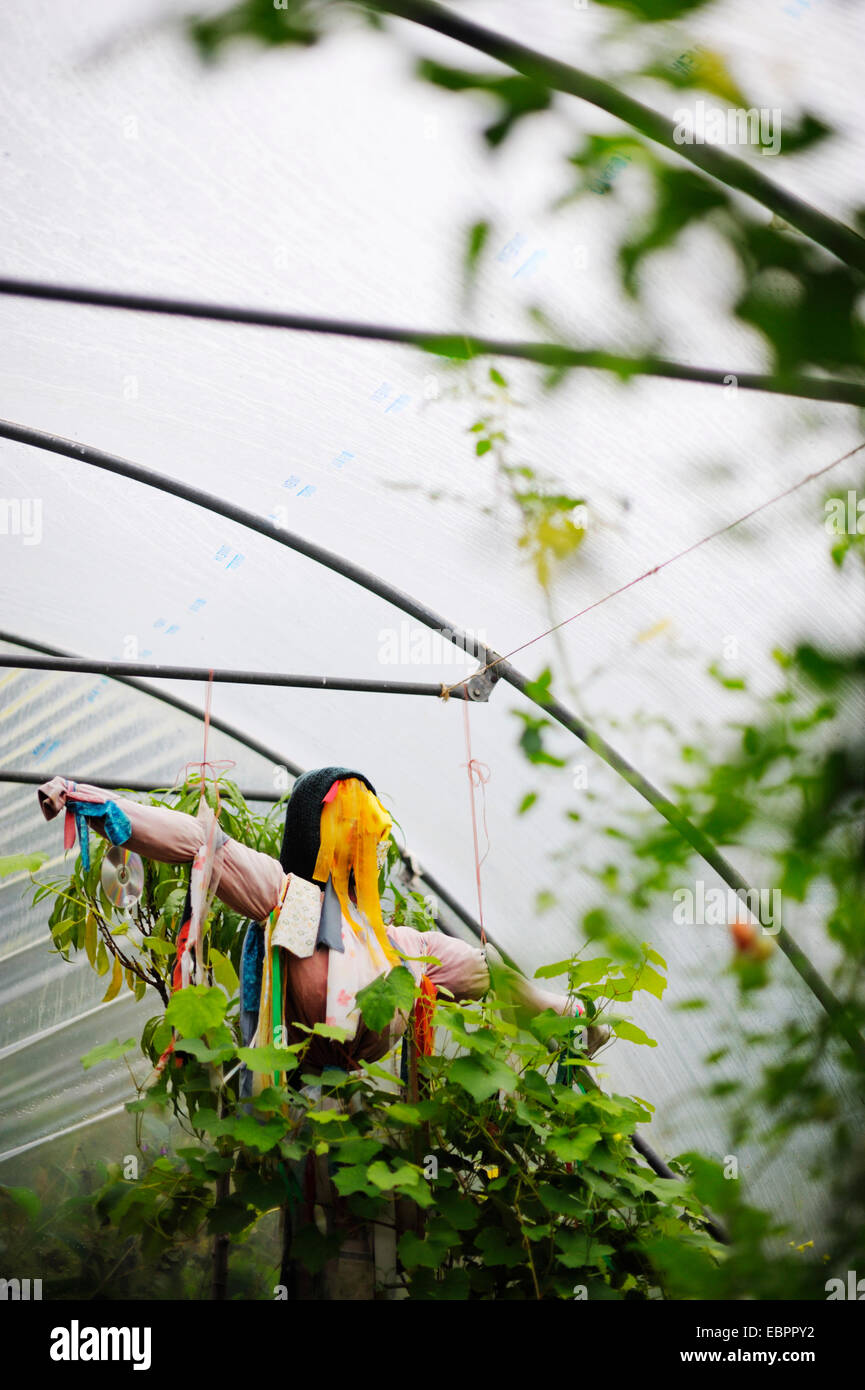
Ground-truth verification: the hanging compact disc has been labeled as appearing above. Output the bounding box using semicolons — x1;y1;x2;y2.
101;845;144;910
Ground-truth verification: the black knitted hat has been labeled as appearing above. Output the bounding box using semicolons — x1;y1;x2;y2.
278;766;377;881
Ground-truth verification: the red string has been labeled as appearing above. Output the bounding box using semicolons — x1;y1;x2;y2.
177;758;235;796
172;670;238;809
462;697;491;945
202;668;214;805
445;438;865;696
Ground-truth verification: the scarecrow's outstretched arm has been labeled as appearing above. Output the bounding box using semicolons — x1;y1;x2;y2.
500;964;584;1018
37;776;284;922
390;927;579;1016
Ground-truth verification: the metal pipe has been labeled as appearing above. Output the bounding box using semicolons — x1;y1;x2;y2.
0;770;283;801
0;653;467;698
0;276;862;406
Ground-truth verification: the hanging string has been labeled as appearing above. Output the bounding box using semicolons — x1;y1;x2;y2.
155;669;224;1077
175;669;236;810
202;668;213;777
443;437;865;698
462;696;491;945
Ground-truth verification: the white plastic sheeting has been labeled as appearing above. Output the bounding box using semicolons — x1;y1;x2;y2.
1;0;864;1232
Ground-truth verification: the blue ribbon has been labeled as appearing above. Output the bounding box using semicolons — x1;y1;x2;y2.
73;800;132;872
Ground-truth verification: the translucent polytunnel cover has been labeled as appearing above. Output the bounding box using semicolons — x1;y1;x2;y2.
1;0;865;1309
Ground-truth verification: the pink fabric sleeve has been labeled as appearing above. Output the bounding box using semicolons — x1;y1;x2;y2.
514;977;584;1018
388;926;489;999
37;776;284;923
388;924;581;1015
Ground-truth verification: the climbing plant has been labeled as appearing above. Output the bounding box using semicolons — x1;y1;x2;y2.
507;505;865;1296
17;778;737;1300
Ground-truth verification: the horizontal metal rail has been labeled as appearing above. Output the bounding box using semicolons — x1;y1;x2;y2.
0;275;862;404
0;653;471;698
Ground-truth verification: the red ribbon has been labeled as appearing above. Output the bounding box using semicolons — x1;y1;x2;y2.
413;974;437;1057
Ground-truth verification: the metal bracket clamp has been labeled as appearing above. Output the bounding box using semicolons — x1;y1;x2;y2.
463;663;501;702
399;852;423;891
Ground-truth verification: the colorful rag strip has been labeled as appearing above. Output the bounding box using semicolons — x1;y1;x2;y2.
171;917;192;994
246;882;290;1091
64;798;132;871
413;974;437;1057
312;778;397;966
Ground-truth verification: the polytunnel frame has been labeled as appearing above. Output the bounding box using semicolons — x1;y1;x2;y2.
2;412;863;1073
1;0;861;1276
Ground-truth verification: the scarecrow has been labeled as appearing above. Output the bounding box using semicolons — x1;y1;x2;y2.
36;767;584;1074
38;766;599;1297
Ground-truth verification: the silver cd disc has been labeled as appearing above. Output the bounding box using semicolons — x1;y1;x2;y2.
101;845;144;910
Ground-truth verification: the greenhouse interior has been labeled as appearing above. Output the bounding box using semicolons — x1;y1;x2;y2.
1;0;864;1331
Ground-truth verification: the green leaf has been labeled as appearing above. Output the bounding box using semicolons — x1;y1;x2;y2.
555;1229;615;1269
0;852;48;877
398;1227;460;1270
537;1182;588;1219
547;1126;602;1162
332;1165;374;1197
465;219;490;276
80;1037;137;1071
222;1115;287;1153
637;964;667;1000
522;667;555;706
165;985;228;1037
475;1226;524;1268
143;937;177;956
309;1022;353;1041
331;1138;382;1165
0;1184;41;1221
621;167;727;295
415;60;551;148
209;947;239;995
236;1043;305;1072
95;937;109;975
592;0;713;24
175;1036;236;1065
513;712;567;767
356;966;417;1032
612;1019;657;1047
367;1161;421;1191
534;958;576;980
450;1054;518;1102
571;957;613;987
207;1195;253;1236
435;1187;480;1231
385;1101;423;1127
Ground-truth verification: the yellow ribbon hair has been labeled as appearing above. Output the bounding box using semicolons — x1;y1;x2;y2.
312;777;398;965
